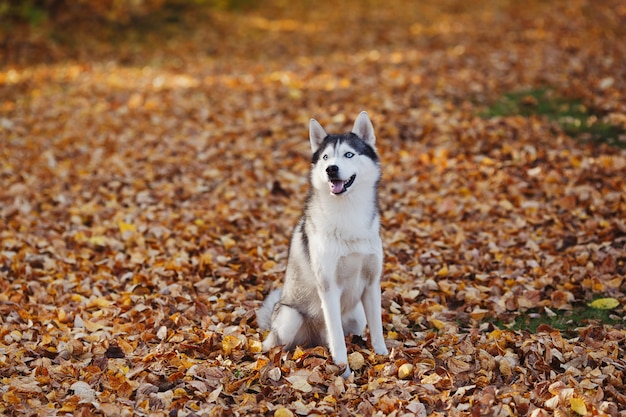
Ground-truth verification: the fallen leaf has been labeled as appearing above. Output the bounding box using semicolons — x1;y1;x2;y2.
285;373;313;393
222;335;241;355
588;298;619;310
274;408;294;417
348;351;365;371
69;381;97;405
398;363;414;379
570;397;588;415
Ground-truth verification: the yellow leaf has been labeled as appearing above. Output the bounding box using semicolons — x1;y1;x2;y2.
222;335;241;355
437;265;449;276
488;329;503;340
118;221;136;234
88;235;107;246
254;357;270;370
87;297;112;308
588;298;619;310
41;333;53;345
71;294;84;303
84;320;106;332
274;408;294;417
262;260;277;271
174;388;187;398
322;395;337;405
398;363;414;379
248;339;263;353
58;397;78;412
430;319;446;330
387;330;399;340
292;346;306;361
570;398;587;415
73;231;87;242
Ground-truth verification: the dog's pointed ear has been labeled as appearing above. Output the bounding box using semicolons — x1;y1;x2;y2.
309;118;328;153
352;111;376;147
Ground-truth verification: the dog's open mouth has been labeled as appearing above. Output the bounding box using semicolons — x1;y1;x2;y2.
329;174;356;195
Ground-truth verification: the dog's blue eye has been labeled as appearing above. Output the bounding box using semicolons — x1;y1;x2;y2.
323;154;329;160
344;152;354;158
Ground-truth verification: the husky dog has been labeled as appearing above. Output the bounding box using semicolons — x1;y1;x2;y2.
257;111;388;377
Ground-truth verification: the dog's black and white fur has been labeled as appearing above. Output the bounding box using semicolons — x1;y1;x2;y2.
257;112;388;377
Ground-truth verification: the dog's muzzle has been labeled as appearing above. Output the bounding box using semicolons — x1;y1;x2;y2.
326;165;356;195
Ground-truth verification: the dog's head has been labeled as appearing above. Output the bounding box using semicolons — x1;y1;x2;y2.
309;112;380;196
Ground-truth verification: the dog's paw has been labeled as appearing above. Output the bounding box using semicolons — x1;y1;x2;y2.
261;341;271;353
261;332;278;353
340;366;352;379
373;343;389;356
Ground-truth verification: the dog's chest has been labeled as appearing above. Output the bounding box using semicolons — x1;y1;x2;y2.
336;252;378;283
335;253;377;309
311;210;378;249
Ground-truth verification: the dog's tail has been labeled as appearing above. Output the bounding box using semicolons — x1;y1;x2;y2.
256;289;282;329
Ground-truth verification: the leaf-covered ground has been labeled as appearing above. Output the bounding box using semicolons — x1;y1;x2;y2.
1;1;626;416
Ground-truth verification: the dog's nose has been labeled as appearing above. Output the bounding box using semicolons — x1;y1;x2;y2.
326;165;339;176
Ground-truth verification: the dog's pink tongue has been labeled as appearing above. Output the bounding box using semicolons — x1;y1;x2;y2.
330;180;344;194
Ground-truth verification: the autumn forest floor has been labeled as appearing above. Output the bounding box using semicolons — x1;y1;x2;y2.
1;0;626;416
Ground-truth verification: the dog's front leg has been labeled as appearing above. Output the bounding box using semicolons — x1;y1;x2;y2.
362;283;388;356
318;285;351;377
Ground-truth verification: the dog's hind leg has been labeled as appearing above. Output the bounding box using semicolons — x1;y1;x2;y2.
262;304;304;352
257;289;282;330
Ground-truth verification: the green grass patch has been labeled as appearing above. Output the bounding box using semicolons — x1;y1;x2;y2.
484;88;626;148
503;302;623;334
